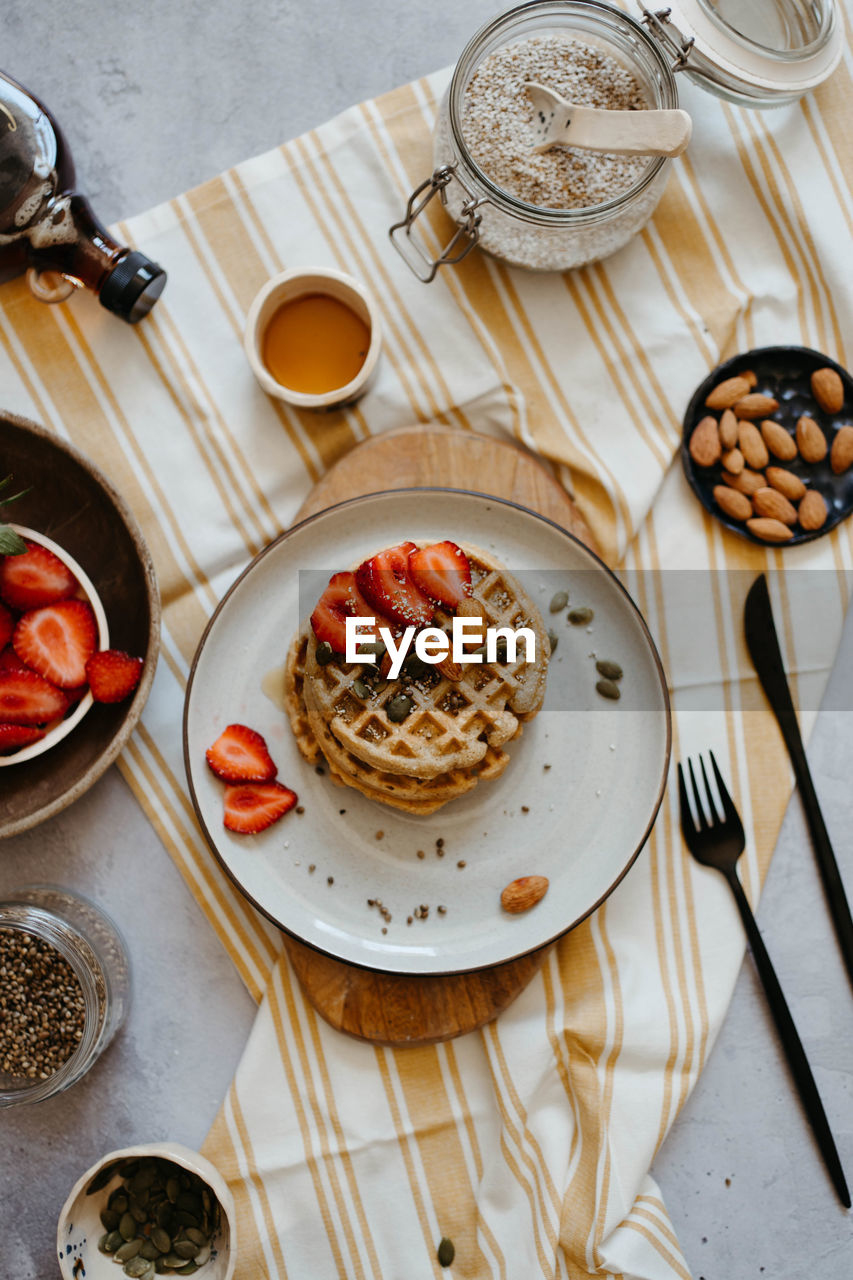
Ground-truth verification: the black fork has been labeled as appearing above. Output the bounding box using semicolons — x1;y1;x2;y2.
678;751;850;1209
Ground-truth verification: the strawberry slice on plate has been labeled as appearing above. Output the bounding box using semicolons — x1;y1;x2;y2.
310;571;393;655
13;599;97;689
85;649;144;703
0;722;46;752
206;723;277;783
355;541;434;628
0;540;78;610
407;541;472;609
0;670;70;725
223;781;298;834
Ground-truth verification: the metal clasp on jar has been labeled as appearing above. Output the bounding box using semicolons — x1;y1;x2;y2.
389;163;486;283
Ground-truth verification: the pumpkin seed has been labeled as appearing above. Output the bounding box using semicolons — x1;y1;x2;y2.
116;1238;143;1262
104;1231;125;1253
402;653;429;679
101;1208;121;1232
132;1164;158;1193
174;1239;199;1260
166;1177;180;1204
548;629;558;654
119;1212;138;1241
387;694;413;722
117;1159;141;1179
177;1265;199;1277
132;1186;150;1210
596;678;621;701
315;641;334;666
156;1202;173;1230
174;1210;200;1228
140;1239;161;1261
154;1262;169;1276
97;1233;110;1254
109;1192;129;1214
162;1253;185;1268
177;1192;201;1215
123;1260;154;1280
595;659;623;681
151;1226;172;1253
568;606;593;626
437;1236;456;1267
130;1202;148;1224
352;678;370;699
549;590;569;613
184;1227;207;1247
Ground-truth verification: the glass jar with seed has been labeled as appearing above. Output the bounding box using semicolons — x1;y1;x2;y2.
0;885;129;1107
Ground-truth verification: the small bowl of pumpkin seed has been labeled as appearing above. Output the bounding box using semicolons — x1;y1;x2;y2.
57;1143;235;1280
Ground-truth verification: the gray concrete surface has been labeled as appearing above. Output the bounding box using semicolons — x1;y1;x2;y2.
1;3;852;1277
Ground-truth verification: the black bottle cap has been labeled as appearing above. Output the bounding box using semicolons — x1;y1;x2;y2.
99;250;167;324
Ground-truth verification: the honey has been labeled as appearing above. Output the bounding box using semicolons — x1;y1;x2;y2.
261;292;370;394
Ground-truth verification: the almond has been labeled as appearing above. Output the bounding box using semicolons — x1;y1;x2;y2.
811;366;844;414
723;467;765;496
500;875;549;914
705;375;751;410
437;655;464;682
719;408;738;450
766;467;806;501
734;393;780;420
742;369;758;389
713;485;752;522
796;415;828;463
753;487;797;526
721;447;744;475
747;517;794;543
798;489;828;531
760;419;798;461
830;425;853;474
456;595;489;650
737;421;769;470
689;416;721;467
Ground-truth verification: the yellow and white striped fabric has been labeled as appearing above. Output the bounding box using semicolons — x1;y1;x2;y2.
3;12;853;1275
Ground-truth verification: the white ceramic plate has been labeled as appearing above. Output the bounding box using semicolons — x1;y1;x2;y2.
0;525;109;767
184;490;670;975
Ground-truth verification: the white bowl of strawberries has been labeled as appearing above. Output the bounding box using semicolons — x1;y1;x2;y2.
0;526;145;767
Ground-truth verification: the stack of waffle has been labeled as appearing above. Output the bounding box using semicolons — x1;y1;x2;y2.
284;547;550;814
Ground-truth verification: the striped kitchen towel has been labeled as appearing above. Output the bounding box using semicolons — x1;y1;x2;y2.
2;11;853;1276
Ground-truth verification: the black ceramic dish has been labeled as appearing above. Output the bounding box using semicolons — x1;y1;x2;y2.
682;345;853;546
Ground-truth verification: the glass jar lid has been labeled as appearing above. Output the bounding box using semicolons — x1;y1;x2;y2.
638;1;842;105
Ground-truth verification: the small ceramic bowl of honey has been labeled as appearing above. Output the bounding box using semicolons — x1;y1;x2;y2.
244;267;382;410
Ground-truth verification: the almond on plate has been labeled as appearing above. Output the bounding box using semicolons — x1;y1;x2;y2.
719;408;738;450
760;419;798;461
753;487;797;526
705;375;751;410
830;425;853;474
713;485;752;522
734;393;780;420
723;467;766;496
721;447;744;475
796;415;828;463
737;421;769;470
689;416;721;467
501;875;549;914
747;517;794;543
766;467;806;501
798;489;828;531
811;366;844;414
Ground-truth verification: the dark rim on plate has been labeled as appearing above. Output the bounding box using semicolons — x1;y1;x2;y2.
183;487;672;977
682;345;853;546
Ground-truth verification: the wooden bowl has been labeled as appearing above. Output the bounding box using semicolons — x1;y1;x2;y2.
0;410;160;837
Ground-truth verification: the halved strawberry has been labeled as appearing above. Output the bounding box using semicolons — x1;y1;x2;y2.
0;645;28;675
13;599;97;689
310;571;394;655
223;781;298;834
85;649;144;703
206;723;277;783
0;670;70;725
407;541;472;609
355;542;434;628
0;540;78;610
0;722;46;752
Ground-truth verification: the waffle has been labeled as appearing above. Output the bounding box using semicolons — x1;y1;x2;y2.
303;545;550;781
283;631;515;814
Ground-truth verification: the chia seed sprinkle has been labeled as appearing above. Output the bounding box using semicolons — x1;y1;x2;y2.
0;929;85;1080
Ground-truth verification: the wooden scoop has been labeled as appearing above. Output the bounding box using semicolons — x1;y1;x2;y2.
525;82;692;158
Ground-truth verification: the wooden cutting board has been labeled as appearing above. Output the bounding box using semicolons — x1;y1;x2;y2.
282;424;596;1046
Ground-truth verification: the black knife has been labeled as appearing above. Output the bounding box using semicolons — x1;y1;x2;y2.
744;574;853;992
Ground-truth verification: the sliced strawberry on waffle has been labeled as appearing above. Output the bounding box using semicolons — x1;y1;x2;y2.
0;722;46;752
13;599;97;689
85;648;144;703
0;670;70;725
355;541;434;628
310;571;394;655
407;541;472;609
0;540;78;610
206;723;277;783
223;781;298;834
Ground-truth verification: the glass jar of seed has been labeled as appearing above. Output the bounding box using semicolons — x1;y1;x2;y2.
0;885;130;1107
